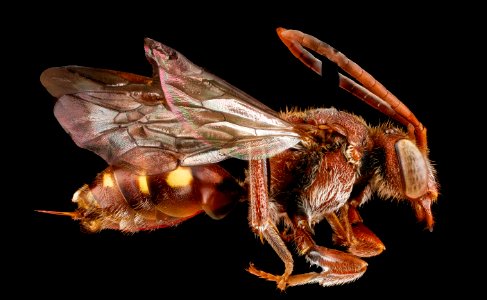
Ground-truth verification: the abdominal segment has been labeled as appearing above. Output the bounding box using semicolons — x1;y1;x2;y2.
72;165;244;232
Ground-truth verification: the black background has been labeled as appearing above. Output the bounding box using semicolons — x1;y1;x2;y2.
11;3;479;299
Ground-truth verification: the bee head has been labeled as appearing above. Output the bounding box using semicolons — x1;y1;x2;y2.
369;124;439;231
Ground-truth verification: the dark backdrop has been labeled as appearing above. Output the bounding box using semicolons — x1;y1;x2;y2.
10;3;477;299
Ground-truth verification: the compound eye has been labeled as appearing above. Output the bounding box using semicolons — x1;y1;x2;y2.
395;139;428;199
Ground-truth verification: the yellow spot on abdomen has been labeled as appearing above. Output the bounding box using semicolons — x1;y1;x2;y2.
138;175;150;195
103;172;114;188
166;167;193;188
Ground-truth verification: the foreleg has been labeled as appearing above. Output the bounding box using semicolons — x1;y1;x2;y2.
251;215;367;287
328;186;385;257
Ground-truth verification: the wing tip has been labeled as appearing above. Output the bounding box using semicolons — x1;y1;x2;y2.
40;66;71;97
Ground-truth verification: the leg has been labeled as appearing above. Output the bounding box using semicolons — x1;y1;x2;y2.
246;159;294;291
328;187;385;257
284;215;368;287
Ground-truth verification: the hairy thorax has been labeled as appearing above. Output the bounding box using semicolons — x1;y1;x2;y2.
269;143;359;227
269;108;369;227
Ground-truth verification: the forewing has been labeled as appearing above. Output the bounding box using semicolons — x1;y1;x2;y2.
143;38;301;164
42;39;303;174
41;66;206;175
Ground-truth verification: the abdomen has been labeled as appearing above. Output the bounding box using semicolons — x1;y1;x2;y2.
71;165;244;232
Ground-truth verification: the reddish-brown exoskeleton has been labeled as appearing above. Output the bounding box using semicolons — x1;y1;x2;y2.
39;28;438;290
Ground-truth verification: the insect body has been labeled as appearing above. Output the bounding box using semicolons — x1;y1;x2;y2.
39;28;438;290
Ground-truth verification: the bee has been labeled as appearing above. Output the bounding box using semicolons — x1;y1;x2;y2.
39;28;439;290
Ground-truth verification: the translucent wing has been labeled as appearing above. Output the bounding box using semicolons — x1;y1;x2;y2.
41;39;300;175
42;66;186;175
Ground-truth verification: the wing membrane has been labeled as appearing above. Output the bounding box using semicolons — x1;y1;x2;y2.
42;39;302;175
42;66;186;174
